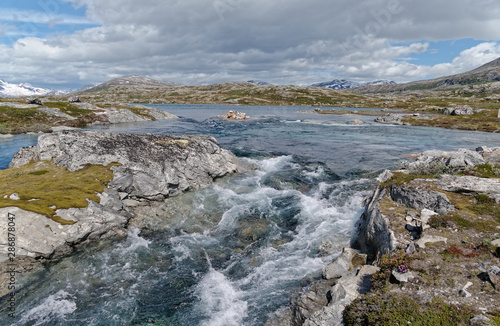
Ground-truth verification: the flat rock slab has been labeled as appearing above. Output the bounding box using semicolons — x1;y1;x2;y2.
10;130;239;199
415;235;448;249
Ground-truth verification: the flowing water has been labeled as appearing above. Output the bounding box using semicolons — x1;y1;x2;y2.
1;105;500;325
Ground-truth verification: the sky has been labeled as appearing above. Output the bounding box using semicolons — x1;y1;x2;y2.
0;0;500;90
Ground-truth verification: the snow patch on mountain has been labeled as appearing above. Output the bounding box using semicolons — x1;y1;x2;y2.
310;79;395;90
0;79;68;97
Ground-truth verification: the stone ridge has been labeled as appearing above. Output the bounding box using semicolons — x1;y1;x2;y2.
10;130;239;199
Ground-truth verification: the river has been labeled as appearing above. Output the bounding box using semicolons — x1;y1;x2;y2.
1;104;499;325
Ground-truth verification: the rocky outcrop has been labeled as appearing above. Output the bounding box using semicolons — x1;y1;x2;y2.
374;113;403;125
218;110;249;120
68;96;81;103
0;199;129;261
351;186;397;256
432;174;500;203
2;131;239;262
73;103;178;124
443;105;474;116
268;250;378;326
303;265;379;326
407;148;487;171
390;184;455;214
10;131;238;199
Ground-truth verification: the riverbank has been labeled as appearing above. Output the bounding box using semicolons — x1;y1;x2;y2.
273;147;500;325
0;99;178;135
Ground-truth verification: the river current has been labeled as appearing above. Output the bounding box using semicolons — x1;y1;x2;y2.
1;105;499;325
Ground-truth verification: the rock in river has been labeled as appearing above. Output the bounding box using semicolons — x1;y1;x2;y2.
1;130;240;262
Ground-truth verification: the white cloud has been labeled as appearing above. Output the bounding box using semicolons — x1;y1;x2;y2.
1;0;500;88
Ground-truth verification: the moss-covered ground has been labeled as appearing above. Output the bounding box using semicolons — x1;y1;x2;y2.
346;164;500;325
0;161;117;224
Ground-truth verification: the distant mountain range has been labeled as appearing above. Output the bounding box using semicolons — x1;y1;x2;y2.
354;57;500;93
310;79;396;90
0;79;68;97
247;80;273;86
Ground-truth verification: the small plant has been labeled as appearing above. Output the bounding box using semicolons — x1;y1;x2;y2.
398;264;410;273
344;294;475;326
429;215;448;228
371;251;413;290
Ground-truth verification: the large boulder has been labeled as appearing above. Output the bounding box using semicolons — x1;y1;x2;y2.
432;175;500;203
390;184;455;214
10;130;239;199
443;105;474;115
351;186;397;256
374;113;403;125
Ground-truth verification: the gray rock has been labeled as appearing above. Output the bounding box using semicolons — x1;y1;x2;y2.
433;175;500;203
9;193;20;200
0;204;129;262
322;247;367;280
10;131;239;199
390;184;455;214
444;105;474;115
391;270;415;283
27;98;42;105
492;239;500;249
51;126;78;132
406;241;416;254
476;147;500;165
351;187;397;256
452;105;474;115
459;289;472;298
304;265;379;326
447;148;485;168
38;106;76;120
470;315;493;326
374;113;403;125
68;96;81;103
406;148;485;171
376;169;393;183
350;119;363;125
415;235;447;249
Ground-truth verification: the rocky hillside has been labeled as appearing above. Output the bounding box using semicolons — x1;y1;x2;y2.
75;80;381;107
83;75;182;93
0;98;178;134
355;57;500;93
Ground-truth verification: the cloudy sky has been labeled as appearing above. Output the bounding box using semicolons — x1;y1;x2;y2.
1;0;500;89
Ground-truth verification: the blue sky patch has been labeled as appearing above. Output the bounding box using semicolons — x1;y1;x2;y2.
0;0;96;45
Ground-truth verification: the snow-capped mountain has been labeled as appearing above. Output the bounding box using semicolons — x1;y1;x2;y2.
0;79;68;97
247;80;273;86
310;79;395;90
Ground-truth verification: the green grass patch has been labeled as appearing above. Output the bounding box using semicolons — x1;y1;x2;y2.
460;164;500;178
344;294;475;326
0;161;118;224
128;107;155;120
380;172;430;189
43;102;91;117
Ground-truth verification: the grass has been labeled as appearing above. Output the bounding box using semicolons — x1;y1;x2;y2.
128;106;156;120
0;161;118;224
44;102;94;118
344;294;475;326
403;109;500;132
0;105;54;134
